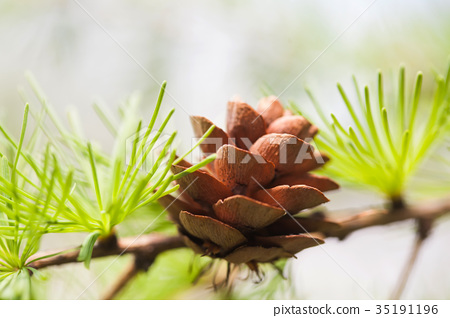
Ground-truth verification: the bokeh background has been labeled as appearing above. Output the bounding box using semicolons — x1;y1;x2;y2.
1;0;450;299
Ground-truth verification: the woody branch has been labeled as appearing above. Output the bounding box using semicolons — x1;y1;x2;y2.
29;196;450;270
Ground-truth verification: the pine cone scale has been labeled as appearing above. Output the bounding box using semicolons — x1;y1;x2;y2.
213;195;286;231
249;133;315;175
253;184;329;213
214;144;275;190
179;211;247;252
171;165;232;204
255;234;324;255
190;115;232;155
226;101;266;150
270;173;339;192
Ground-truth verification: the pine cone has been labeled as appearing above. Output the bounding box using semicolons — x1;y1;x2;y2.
159;96;339;267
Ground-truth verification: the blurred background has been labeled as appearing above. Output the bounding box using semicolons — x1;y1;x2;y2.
1;0;450;299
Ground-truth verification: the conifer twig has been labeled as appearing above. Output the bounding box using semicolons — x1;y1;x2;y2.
102;259;140;300
29;234;185;269
325;198;450;239
390;235;424;300
390;217;432;300
28;197;450;271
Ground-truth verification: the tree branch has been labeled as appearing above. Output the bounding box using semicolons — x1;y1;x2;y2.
102;258;140;300
28;197;450;271
390;234;424;300
325;197;450;239
29;234;185;270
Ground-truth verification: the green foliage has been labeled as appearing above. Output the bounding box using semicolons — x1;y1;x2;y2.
0;105;49;278
117;249;213;300
0;76;215;295
292;64;450;200
119;202;178;237
412;139;450;198
0;270;34;300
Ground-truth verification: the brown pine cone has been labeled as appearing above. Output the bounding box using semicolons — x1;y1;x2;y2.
159;96;339;268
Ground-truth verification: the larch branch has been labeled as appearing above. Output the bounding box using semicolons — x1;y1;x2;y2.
28;197;450;270
29;234;185;270
325;197;450;239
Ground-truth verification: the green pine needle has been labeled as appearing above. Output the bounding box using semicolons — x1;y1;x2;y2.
292;64;450;200
0;76;213;288
77;231;101;269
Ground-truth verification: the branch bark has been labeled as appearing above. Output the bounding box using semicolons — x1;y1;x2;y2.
325;197;450;239
102;259;140;300
28;197;450;270
390;234;424;300
29;234;185;270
